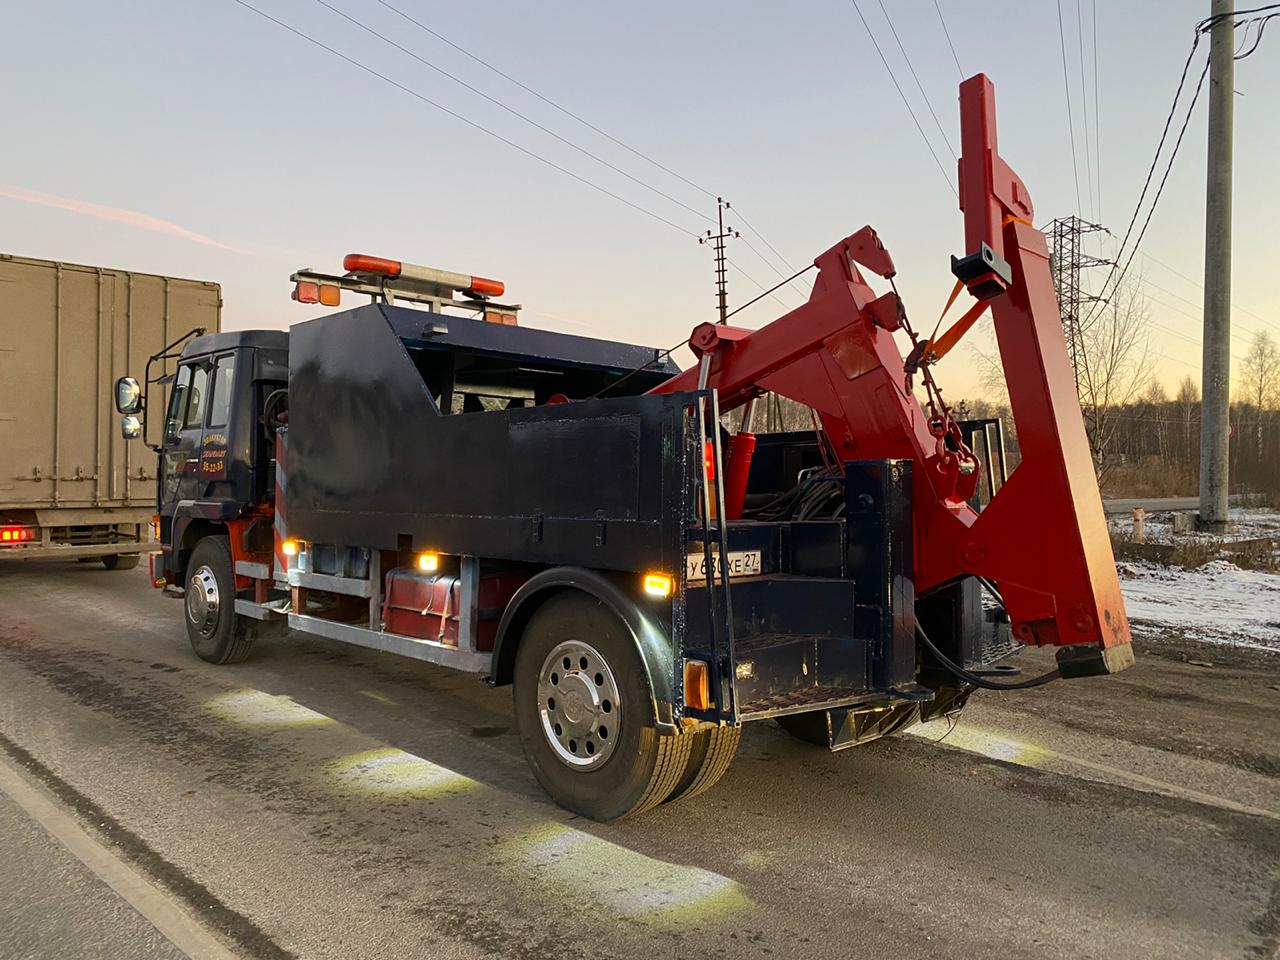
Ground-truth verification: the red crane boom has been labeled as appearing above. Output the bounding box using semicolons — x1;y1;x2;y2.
650;74;1133;677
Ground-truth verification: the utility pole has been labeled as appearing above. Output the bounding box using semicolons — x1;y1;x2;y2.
1048;216;1111;389
1199;0;1234;531
699;197;739;323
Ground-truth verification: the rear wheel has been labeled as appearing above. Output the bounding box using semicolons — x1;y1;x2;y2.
513;593;691;821
101;554;140;571
664;725;740;805
185;536;256;665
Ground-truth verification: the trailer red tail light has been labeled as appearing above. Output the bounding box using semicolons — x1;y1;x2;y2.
703;442;716;482
344;253;402;276
0;525;36;544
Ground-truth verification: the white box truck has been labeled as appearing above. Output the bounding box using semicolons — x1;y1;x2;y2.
0;254;221;567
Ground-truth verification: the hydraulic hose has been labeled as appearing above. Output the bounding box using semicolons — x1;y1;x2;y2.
915;623;1062;691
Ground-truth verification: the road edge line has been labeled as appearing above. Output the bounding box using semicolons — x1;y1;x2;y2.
0;751;241;960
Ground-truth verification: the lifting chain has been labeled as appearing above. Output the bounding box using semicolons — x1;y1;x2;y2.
890;278;977;478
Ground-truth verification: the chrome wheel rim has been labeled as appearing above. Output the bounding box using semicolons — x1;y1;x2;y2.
186;564;220;639
537;639;621;769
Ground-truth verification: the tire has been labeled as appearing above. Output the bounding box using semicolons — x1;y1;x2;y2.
101;554;141;571
513;592;692;821
664;725;740;805
184;536;256;665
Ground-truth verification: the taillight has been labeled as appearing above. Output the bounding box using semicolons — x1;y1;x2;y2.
0;525;36;544
703;442;716;482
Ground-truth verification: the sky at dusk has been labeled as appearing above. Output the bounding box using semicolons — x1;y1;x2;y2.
4;0;1278;400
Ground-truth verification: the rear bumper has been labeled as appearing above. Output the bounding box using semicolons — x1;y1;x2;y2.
0;541;157;560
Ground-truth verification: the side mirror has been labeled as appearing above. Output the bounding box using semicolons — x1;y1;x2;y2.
115;377;143;414
121;415;142;441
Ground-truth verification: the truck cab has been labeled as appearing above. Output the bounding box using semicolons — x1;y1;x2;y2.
152;330;287;588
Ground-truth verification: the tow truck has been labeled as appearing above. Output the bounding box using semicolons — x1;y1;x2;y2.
114;75;1132;821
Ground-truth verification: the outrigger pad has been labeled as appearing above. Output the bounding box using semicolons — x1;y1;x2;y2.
1055;641;1136;678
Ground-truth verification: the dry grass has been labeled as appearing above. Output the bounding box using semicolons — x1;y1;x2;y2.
1101;458;1198;498
1227;538;1280;572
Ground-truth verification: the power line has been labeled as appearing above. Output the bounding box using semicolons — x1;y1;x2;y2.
1087;4;1280;327
1055;0;1084;215
373;0;820;305
1137;249;1280;334
311;0;712;226
230;0;701;238
371;0;717;201
933;0;965;79
1083;44;1209;327
849;0;958;198
876;0;956;156
1075;0;1096;218
736;233;809;299
725;257;794;313
1091;0;1101;222
329;0;812;314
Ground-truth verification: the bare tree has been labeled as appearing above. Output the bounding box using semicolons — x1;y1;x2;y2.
1239;331;1280;410
1238;331;1280;461
1072;278;1153;486
1175;375;1200;467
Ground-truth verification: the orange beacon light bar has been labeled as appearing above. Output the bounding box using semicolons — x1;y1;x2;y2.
342;253;505;297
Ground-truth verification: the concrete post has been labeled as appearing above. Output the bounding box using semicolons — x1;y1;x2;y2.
1198;0;1234;532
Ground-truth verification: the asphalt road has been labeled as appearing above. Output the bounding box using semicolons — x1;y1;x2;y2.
0;561;1277;960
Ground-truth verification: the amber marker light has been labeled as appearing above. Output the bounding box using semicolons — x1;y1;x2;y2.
281;539;302;558
643;573;673;597
417;551;440;572
684;659;711;711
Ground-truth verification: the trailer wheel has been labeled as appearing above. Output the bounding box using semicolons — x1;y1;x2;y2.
663;725;740;805
101;554;141;571
184;537;256;665
513;593;692;821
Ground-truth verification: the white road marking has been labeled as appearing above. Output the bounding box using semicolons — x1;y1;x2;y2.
907;723;1280;823
0;754;241;960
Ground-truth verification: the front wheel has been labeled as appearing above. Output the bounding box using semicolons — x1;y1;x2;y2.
185;536;256;665
513;593;692;821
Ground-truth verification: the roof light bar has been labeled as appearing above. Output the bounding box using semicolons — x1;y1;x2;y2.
342;253;505;298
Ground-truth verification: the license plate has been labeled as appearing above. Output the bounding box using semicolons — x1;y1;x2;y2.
686;549;762;582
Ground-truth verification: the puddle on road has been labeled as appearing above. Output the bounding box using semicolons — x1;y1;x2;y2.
327;747;477;798
501;823;750;925
202;688;336;728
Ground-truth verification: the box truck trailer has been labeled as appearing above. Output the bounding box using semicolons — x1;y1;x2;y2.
0;254;221;566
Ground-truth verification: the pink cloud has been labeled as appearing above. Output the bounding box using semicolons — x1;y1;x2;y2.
0;183;243;253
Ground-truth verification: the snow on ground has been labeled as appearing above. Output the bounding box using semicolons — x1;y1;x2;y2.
1117;559;1280;653
1108;506;1280;545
